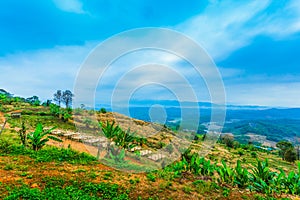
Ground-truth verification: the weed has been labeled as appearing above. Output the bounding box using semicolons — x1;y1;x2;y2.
147;173;156;182
183;186;192;194
4;163;15;171
222;187;230;197
73;168;87;173
103;172;113;180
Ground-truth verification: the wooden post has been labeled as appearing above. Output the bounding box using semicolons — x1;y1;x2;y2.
0;120;7;135
96;144;101;160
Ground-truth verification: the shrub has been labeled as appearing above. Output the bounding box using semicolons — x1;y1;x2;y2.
100;108;107;113
220;134;234;148
284;148;297;162
146;173;156;182
251;152;258;158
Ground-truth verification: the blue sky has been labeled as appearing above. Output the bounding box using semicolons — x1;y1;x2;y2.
0;0;300;107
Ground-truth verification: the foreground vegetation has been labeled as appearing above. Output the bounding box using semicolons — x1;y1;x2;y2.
0;89;300;199
0;128;298;199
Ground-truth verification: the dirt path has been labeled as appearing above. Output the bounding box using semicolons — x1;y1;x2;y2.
47;138;101;157
0;112;6;124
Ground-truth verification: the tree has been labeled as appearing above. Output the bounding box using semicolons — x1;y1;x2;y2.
276;141;293;160
220;134;234;148
100;107;107;113
0;89;12;97
53;90;62;107
284;148;297;162
62;90;74;108
42;100;52;107
18;121;27;147
26;96;40;106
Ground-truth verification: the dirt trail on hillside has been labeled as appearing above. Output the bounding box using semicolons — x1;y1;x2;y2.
0;112;9;130
0;112;5;124
47;138;101;157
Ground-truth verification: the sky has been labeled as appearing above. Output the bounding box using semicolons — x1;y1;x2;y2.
0;0;300;107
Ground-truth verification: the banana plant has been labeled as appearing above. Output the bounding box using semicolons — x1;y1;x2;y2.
250;159;275;184
284;171;300;195
172;156;189;177
115;128;136;149
234;160;249;188
190;154;215;176
99;121;122;140
217;160;235;184
27;123;61;151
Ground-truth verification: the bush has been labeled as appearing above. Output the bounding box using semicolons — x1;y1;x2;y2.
220;134;234;148
146;173;156;182
284;148;297;162
100;108;107;113
0;138;15;154
251;152;258;158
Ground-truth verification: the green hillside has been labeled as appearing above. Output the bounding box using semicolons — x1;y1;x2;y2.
0;92;300;199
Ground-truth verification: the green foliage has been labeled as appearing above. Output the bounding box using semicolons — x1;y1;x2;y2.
100;121;140;151
109;148;126;163
18;121;27;147
115;128;136;149
53;90;62;107
251;159;275;184
27;123;61;151
276;140;294;160
220;134;235;148
249;159;276;194
146;173;156;182
49;104;60;116
100;121;122;139
251;152;258;158
100;107;107;113
0;139;96;164
284;148;297;162
62;90;74;108
217;160;235;184
61;109;72;122
3;181;129;200
234;160;249;188
26;96;40;106
0;138;16;154
190;154;215;176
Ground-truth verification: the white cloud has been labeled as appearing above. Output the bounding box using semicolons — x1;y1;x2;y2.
176;0;300;61
53;0;85;14
0;42;96;100
226;81;300;107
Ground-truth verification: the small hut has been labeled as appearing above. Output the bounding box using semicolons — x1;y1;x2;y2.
10;110;22;118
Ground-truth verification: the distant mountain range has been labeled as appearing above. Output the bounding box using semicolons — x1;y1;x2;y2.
100;99;269;110
95;100;300;122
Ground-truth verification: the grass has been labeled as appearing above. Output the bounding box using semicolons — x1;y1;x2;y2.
2;181;129;200
0;131;96;165
7;114;76;131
